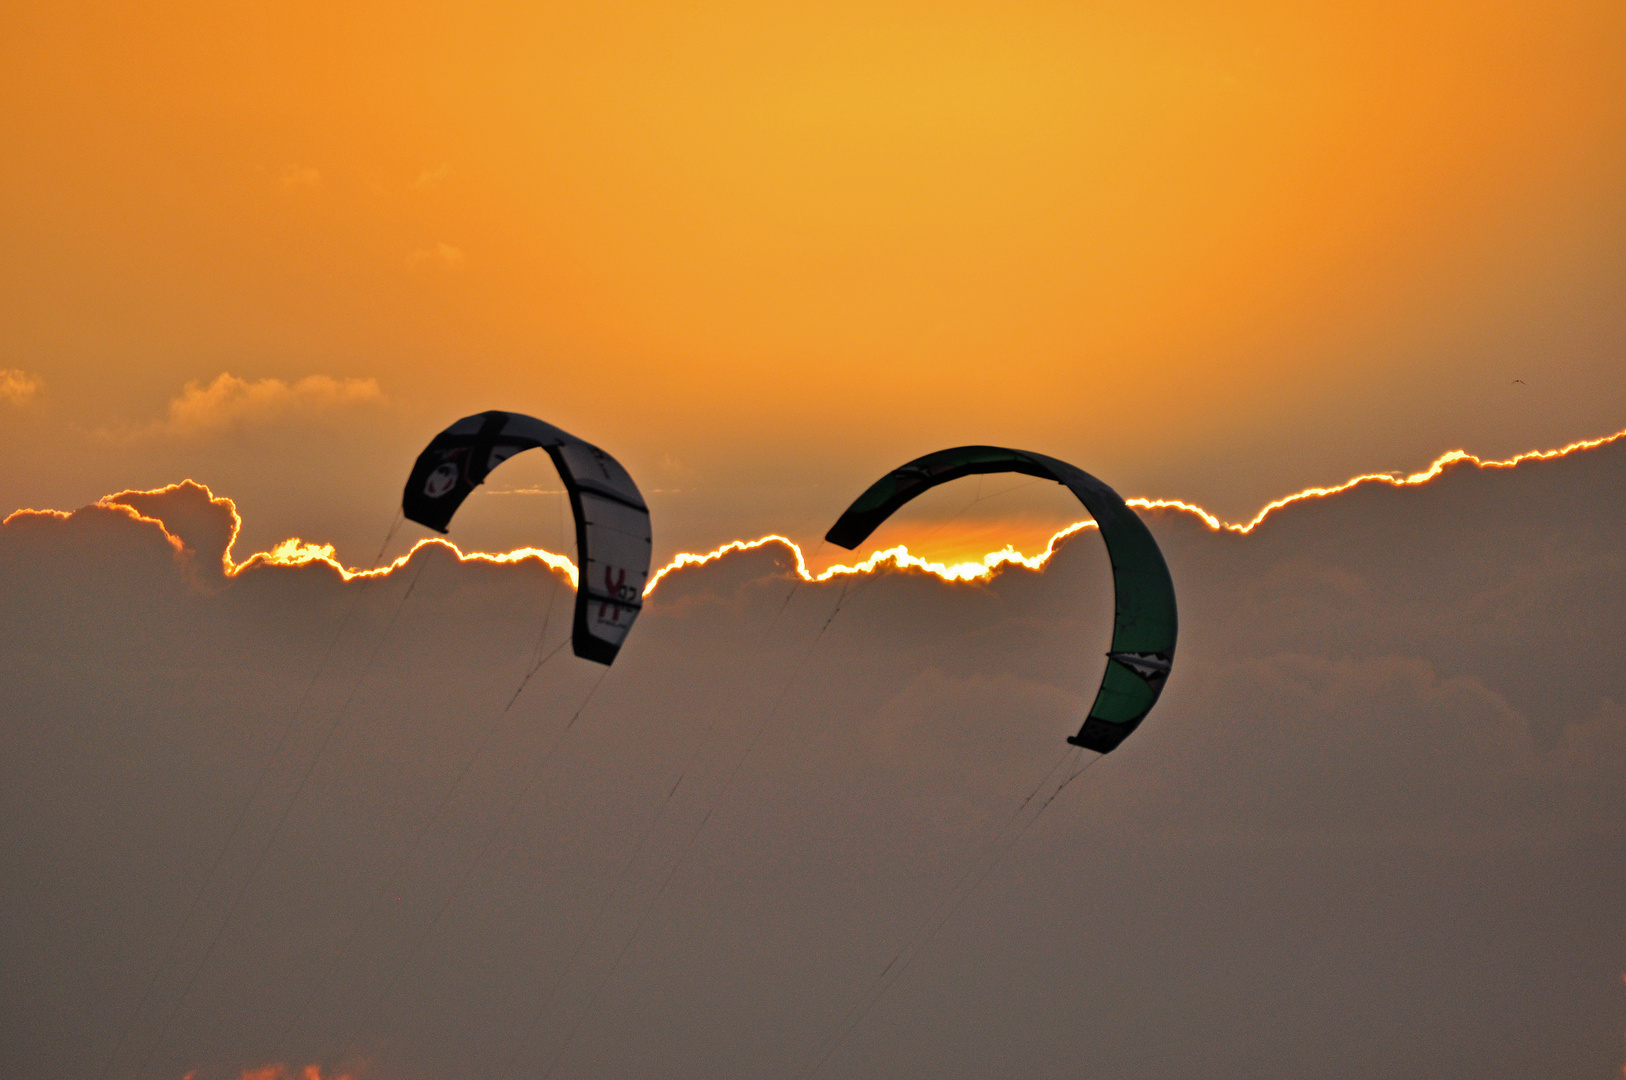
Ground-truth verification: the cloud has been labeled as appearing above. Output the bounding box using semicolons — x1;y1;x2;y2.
160;373;384;435
0;368;42;405
1097;652;1626;846
405;242;464;270
3;435;1625;1079
101;480;243;582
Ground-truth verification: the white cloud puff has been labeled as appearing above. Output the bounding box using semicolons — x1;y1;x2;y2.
0;369;42;406
162;373;384;435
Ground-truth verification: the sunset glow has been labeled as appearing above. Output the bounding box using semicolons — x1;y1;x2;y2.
245;536;581;586
234;1065;350;1080
9;426;1621;597
6;2;1624;1073
5;0;1622;545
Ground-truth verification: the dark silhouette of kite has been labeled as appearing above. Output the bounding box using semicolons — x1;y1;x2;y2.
403;411;651;664
825;446;1177;753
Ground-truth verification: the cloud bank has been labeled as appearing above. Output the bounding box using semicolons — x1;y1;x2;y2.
2;437;1624;1080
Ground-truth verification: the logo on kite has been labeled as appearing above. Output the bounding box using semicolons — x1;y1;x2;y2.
424;462;459;498
599;566;630;622
1107;651;1172;689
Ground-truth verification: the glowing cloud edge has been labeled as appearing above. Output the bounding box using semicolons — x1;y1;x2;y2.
4;425;1623;596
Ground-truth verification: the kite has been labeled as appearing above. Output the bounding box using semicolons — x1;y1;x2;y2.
826;446;1177;752
403;410;651;664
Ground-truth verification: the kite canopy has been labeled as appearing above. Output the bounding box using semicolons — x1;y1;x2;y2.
402;411;651;665
826;446;1177;753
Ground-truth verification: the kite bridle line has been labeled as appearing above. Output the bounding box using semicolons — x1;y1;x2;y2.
92;510;402;1080
802;747;1103;1079
526;567;860;1080
506;556;568;712
795;744;1077;1077
123;516;424;1080
493;540;828;1079
265;573;574;1063
303;484;598;1063
342;661;612;1053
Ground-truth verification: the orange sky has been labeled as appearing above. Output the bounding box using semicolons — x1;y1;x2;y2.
1;0;1623;563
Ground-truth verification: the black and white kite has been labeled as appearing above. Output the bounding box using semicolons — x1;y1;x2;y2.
402;411;651;664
